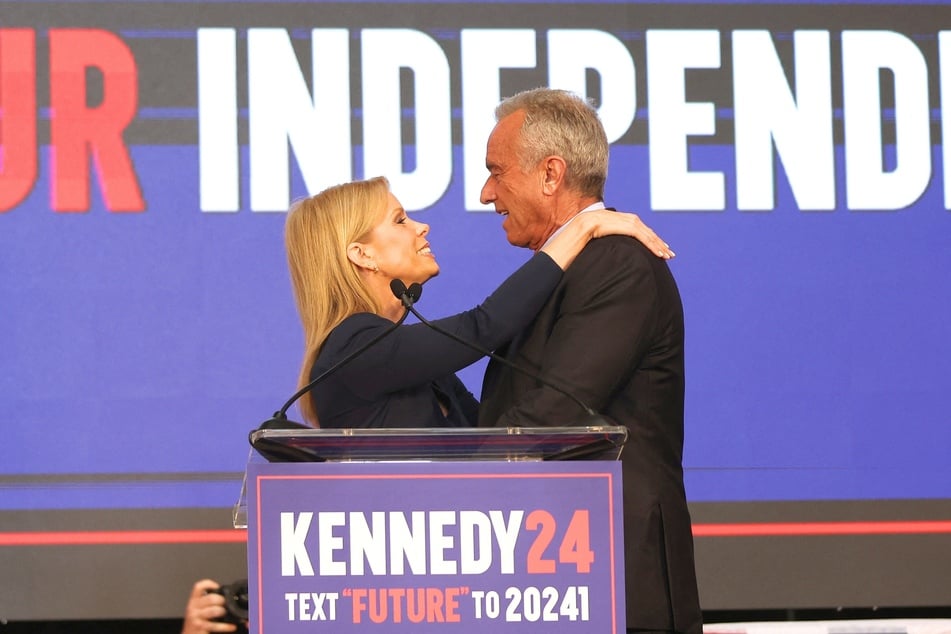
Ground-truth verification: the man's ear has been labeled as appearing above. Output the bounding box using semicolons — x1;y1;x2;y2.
541;156;567;195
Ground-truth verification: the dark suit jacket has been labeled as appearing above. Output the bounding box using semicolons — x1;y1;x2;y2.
478;236;703;633
310;253;563;429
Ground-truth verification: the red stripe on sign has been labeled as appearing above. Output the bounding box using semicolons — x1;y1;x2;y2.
3;521;951;546
0;529;247;546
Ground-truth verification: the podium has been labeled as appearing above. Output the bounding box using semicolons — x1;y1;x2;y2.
240;426;628;633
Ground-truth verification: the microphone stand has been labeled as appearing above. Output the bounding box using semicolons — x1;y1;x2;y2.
389;279;607;425
251;302;412;462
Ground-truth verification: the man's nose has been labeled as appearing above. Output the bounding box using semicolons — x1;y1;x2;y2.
480;178;495;205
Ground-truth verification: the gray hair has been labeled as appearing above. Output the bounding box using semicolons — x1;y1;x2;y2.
495;88;608;199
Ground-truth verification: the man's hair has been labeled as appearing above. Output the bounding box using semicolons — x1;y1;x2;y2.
284;176;389;425
495;88;609;199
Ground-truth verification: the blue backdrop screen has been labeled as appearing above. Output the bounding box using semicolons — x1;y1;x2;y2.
1;0;949;512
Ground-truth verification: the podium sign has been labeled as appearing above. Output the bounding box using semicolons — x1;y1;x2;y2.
246;459;625;633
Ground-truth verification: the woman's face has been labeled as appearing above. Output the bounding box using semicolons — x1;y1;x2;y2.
362;192;439;286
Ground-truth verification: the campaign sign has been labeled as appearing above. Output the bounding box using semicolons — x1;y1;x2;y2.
247;460;625;633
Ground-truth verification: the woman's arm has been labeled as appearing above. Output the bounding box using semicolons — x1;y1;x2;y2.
320;211;674;399
320;253;563;398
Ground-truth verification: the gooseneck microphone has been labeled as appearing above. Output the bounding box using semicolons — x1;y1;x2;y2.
252;293;417;461
257;297;416;432
389;278;604;422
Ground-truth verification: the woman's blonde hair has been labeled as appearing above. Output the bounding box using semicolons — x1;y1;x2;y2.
284;176;390;425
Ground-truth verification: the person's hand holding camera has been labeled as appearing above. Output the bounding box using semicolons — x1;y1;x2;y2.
182;579;247;634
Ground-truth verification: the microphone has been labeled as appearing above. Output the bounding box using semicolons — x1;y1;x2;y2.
389;278;422;307
252;298;412;461
389;278;607;426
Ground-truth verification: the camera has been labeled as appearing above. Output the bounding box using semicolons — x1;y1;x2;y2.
209;578;249;627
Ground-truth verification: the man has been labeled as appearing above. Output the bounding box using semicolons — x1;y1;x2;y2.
477;88;703;634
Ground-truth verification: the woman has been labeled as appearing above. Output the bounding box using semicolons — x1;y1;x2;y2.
285;176;672;428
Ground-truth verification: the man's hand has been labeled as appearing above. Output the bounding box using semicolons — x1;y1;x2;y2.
181;579;240;634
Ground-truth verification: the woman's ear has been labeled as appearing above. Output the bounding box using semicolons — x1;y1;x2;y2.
347;242;378;272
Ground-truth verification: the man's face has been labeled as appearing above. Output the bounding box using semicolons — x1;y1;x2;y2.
480;110;554;250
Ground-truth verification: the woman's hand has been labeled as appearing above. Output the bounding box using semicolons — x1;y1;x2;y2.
578;209;675;259
541;208;676;270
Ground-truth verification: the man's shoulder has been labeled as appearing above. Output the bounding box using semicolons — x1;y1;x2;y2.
565;235;682;301
573;234;657;270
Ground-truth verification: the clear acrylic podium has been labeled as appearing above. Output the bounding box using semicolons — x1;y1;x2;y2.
250;424;628;462
235;425;628;527
240;426;628;633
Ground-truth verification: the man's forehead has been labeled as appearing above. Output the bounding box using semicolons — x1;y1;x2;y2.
486;113;523;163
497;110;526;136
484;127;505;167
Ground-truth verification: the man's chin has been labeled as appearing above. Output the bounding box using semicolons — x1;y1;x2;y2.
503;230;528;248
